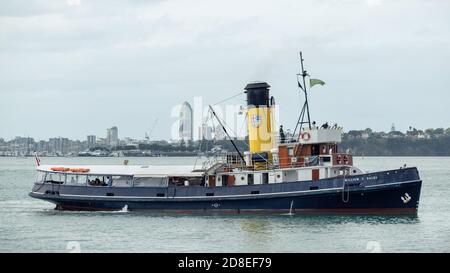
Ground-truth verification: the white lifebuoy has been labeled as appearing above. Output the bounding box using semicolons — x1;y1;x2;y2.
301;132;311;141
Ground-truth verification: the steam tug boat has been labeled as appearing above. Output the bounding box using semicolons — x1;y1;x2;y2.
29;53;422;214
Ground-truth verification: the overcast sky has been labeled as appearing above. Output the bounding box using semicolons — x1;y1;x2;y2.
1;0;449;141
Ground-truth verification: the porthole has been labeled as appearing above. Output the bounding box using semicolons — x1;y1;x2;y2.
241;176;245;180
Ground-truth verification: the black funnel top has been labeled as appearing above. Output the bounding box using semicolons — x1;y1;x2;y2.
245;82;271;107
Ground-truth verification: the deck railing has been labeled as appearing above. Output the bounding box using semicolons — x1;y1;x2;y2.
204;153;353;172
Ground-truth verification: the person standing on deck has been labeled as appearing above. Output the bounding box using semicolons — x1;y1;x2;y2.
279;125;286;144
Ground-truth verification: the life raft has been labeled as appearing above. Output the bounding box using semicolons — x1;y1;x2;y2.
50;167;70;172
50;167;90;173
69;168;90;173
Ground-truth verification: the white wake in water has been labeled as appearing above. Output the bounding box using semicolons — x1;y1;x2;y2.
114;204;129;213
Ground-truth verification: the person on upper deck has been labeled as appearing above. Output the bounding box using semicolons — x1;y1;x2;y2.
279;125;286;144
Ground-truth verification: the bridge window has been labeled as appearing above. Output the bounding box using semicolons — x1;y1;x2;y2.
87;175;109;186
134;177;168;187
168;177;203;187
45;173;66;184
66;174;86;185
111;176;133;187
35;171;46;183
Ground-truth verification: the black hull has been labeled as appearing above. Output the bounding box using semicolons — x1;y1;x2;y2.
29;168;422;215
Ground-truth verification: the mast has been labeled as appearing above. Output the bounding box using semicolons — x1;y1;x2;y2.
208;105;246;165
300;52;312;130
293;51;312;137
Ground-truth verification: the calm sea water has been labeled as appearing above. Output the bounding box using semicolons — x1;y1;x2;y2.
0;156;449;253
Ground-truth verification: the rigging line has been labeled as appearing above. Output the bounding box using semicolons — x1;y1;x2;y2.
209;105;246;164
209;110;219;147
292;74;306;137
209;105;242;141
300;52;312;130
199;112;213;168
209;104;276;168
293;102;306;137
238;111;248;138
211;91;244;106
210;106;240;139
211;107;275;168
205;110;214;154
195;109;214;169
200;109;214;150
216;106;248;140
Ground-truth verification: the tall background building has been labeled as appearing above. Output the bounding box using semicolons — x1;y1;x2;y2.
107;126;119;146
87;135;97;148
179;102;193;142
199;124;213;140
48;137;69;155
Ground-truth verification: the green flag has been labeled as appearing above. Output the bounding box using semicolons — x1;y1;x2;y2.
310;78;325;88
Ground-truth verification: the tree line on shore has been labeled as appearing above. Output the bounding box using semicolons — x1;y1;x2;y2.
94;127;450;156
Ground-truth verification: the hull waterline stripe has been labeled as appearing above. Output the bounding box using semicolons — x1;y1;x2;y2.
54;205;418;215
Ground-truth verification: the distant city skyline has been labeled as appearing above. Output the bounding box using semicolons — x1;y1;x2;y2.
1;0;449;141
1;126;448;157
1;124;448;143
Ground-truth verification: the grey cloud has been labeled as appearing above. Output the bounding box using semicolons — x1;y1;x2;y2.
0;0;449;140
